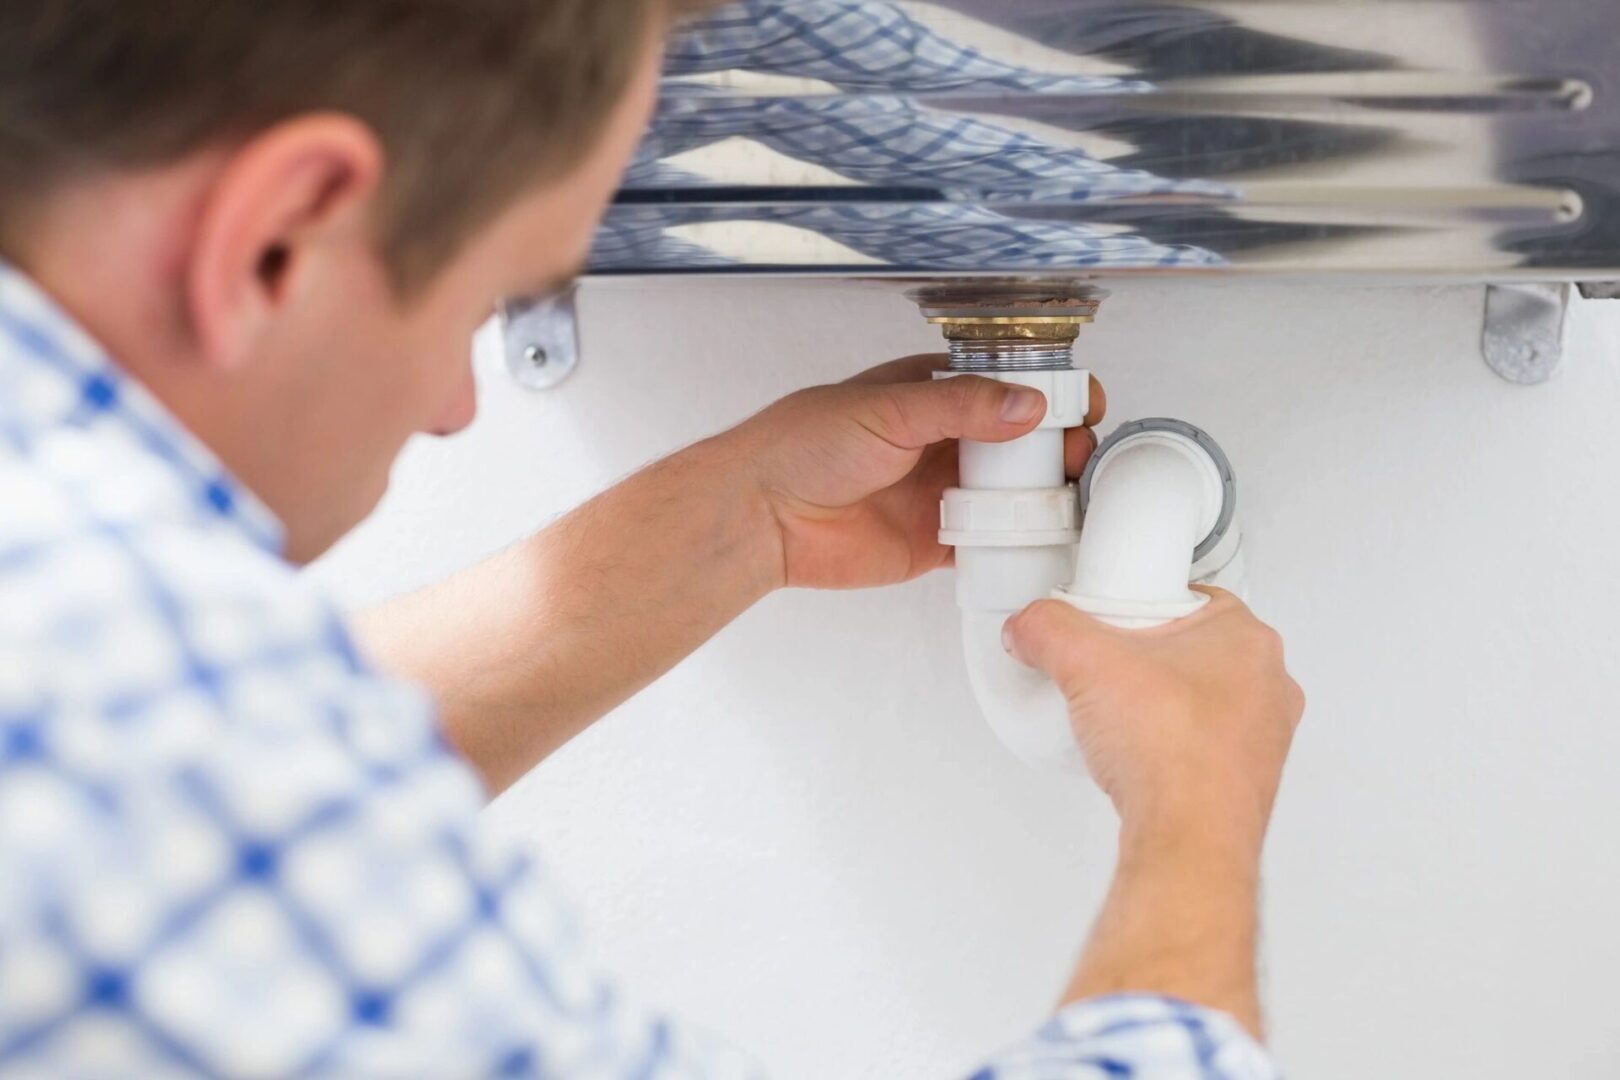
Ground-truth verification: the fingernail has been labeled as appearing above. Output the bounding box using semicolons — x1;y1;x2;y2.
1001;619;1020;658
1001;388;1044;424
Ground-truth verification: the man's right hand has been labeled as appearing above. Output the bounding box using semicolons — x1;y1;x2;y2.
1004;589;1303;1038
1004;588;1304;854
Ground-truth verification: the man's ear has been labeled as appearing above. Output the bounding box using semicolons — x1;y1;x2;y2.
185;114;385;371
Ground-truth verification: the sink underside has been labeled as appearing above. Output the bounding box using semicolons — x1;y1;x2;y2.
591;0;1620;283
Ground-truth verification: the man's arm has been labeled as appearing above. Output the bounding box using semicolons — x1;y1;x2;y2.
1065;815;1263;1032
353;435;782;795
357;357;1098;795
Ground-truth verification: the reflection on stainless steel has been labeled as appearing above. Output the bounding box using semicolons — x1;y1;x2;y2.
589;0;1620;280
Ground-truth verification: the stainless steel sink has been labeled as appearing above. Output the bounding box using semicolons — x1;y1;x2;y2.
504;1;1620;386
595;0;1620;280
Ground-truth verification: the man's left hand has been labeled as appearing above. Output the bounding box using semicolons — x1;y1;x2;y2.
723;355;1106;591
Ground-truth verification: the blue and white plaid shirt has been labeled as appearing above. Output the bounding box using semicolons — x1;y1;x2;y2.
0;260;1278;1078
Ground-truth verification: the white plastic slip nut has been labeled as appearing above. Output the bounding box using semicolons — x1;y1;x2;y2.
939;487;1081;548
933;368;1091;429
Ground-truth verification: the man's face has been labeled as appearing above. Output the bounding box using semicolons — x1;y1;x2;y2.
267;34;663;561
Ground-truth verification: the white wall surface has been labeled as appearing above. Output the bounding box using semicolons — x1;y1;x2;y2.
309;280;1620;1079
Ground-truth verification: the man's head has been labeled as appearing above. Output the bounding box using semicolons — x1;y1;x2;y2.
1;0;703;561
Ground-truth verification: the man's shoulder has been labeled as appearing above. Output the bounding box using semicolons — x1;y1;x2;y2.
0;439;481;905
0;435;443;763
3;458;323;689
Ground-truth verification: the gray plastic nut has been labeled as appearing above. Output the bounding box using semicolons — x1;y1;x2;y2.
1079;418;1237;564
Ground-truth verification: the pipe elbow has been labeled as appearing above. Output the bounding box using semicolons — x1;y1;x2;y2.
960;612;1082;770
1061;421;1236;628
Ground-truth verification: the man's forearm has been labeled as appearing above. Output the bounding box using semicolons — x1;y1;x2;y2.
354;434;783;795
1063;815;1265;1038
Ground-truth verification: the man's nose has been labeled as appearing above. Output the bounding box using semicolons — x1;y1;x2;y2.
427;365;478;437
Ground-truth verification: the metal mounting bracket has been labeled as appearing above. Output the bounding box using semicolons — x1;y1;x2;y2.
500;287;580;390
1481;283;1571;386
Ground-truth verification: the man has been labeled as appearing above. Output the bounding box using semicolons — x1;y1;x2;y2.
0;1;1304;1076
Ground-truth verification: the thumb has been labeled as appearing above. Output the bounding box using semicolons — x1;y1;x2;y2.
861;375;1047;450
1003;598;1108;680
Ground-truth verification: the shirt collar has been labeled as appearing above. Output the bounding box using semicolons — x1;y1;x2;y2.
0;259;286;556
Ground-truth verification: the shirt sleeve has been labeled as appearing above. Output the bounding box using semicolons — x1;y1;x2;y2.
970;994;1281;1080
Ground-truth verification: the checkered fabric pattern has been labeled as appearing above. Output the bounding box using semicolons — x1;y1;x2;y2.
664;0;1153;93
973;996;1280;1080
595;0;1228;272
597;195;1222;272
0;259;1278;1078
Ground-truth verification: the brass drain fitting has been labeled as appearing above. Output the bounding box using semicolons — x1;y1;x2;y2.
911;288;1105;372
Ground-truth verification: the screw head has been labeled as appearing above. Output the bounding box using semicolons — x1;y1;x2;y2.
502;288;579;390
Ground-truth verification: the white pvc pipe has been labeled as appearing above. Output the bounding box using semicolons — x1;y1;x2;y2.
961;611;1084;768
954;432;1083;769
960;432;1066;490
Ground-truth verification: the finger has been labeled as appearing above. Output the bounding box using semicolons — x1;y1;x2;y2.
844;353;949;386
1002;598;1108;676
1182;585;1253;625
857;374;1046;450
1189;583;1245;610
1085;374;1108;428
1064;426;1099;479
